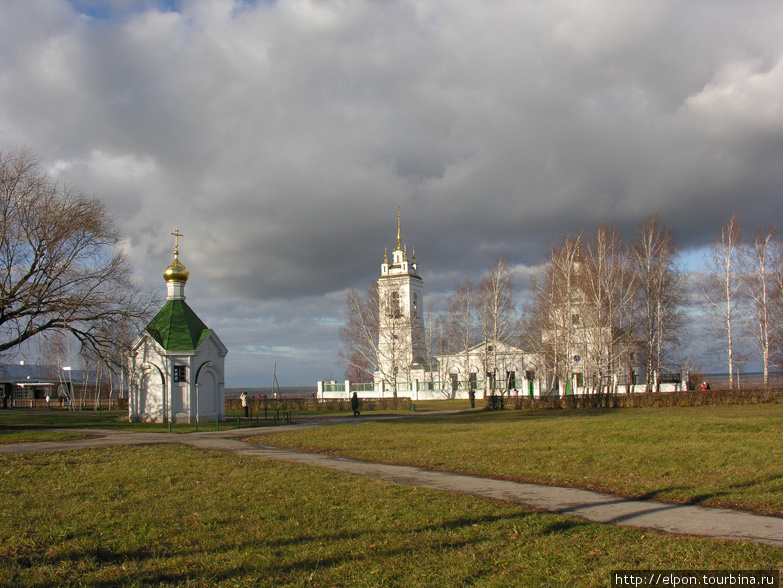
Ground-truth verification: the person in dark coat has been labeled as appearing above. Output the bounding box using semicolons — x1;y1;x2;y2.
351;392;360;416
469;388;476;409
240;391;249;417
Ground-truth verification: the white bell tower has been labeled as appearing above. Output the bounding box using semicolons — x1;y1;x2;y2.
377;209;427;387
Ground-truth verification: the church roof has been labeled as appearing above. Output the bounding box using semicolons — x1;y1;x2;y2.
145;299;212;351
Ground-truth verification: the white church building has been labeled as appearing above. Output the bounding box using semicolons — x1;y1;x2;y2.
319;213;686;402
319;212;541;401
128;229;228;423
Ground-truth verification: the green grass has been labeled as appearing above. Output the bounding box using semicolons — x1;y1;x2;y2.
0;409;285;443
255;404;783;516
411;398;474;411
0;399;448;443
1;445;780;588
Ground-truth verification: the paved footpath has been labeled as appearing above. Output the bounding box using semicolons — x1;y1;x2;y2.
3;413;783;548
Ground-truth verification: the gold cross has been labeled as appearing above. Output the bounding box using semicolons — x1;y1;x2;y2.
171;227;183;254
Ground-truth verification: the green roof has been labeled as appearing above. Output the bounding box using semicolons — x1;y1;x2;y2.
145;300;212;351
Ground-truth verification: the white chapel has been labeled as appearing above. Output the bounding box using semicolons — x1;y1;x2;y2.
128;229;228;423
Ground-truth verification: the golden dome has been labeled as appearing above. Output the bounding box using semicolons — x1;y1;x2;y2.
164;255;189;283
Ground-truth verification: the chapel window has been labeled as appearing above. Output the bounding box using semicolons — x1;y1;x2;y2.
173;365;187;382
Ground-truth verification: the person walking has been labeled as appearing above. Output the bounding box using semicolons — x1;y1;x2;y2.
351;392;360;417
240;391;249;417
469;388;476;409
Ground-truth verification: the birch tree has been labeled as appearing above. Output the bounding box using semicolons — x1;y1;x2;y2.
581;224;637;394
339;284;380;383
739;225;781;387
446;278;476;394
339;282;412;396
702;213;744;388
531;234;583;396
478;256;518;398
633;215;684;392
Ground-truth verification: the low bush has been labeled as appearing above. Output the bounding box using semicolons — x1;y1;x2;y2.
225;396;411;413
508;388;783;410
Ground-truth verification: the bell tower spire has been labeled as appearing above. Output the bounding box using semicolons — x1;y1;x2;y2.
397;207;401;250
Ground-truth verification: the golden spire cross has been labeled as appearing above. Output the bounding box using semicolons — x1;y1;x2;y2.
397;207;401;249
171;227;183;255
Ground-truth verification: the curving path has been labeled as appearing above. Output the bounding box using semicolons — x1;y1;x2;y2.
3;414;783;548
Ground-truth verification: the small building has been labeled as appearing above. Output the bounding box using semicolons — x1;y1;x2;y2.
0;363;111;408
128;229;227;423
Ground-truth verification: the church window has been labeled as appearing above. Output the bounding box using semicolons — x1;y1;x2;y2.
412;292;418;317
173;365;187;382
388;291;402;318
572;313;580;325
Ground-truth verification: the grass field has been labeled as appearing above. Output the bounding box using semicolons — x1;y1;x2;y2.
255;403;783;516
1;444;781;588
0;409;289;443
2;402;783;585
0;399;449;444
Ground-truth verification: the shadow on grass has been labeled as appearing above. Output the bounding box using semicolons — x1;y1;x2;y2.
537;519;594;535
568;472;783;520
373;407;628;428
18;512;538;587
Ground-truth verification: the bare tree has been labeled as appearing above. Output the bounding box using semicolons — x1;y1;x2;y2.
739;225;781;387
39;332;75;409
344;350;373;383
339;283;380;383
446;278;477;395
478;256;519;399
702;213;744;388
581;224;637;394
771;238;783;370
338;282;412;396
426;303;449;387
531;234;583;396
0;148;155;357
633;215;685;392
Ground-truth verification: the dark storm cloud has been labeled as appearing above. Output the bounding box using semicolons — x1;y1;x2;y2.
1;0;781;384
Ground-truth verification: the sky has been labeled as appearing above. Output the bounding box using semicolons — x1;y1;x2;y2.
1;0;781;386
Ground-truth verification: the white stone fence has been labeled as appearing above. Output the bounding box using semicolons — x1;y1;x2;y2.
317;374;688;401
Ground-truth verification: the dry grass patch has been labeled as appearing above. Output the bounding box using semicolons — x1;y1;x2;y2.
256;404;783;515
1;445;781;587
